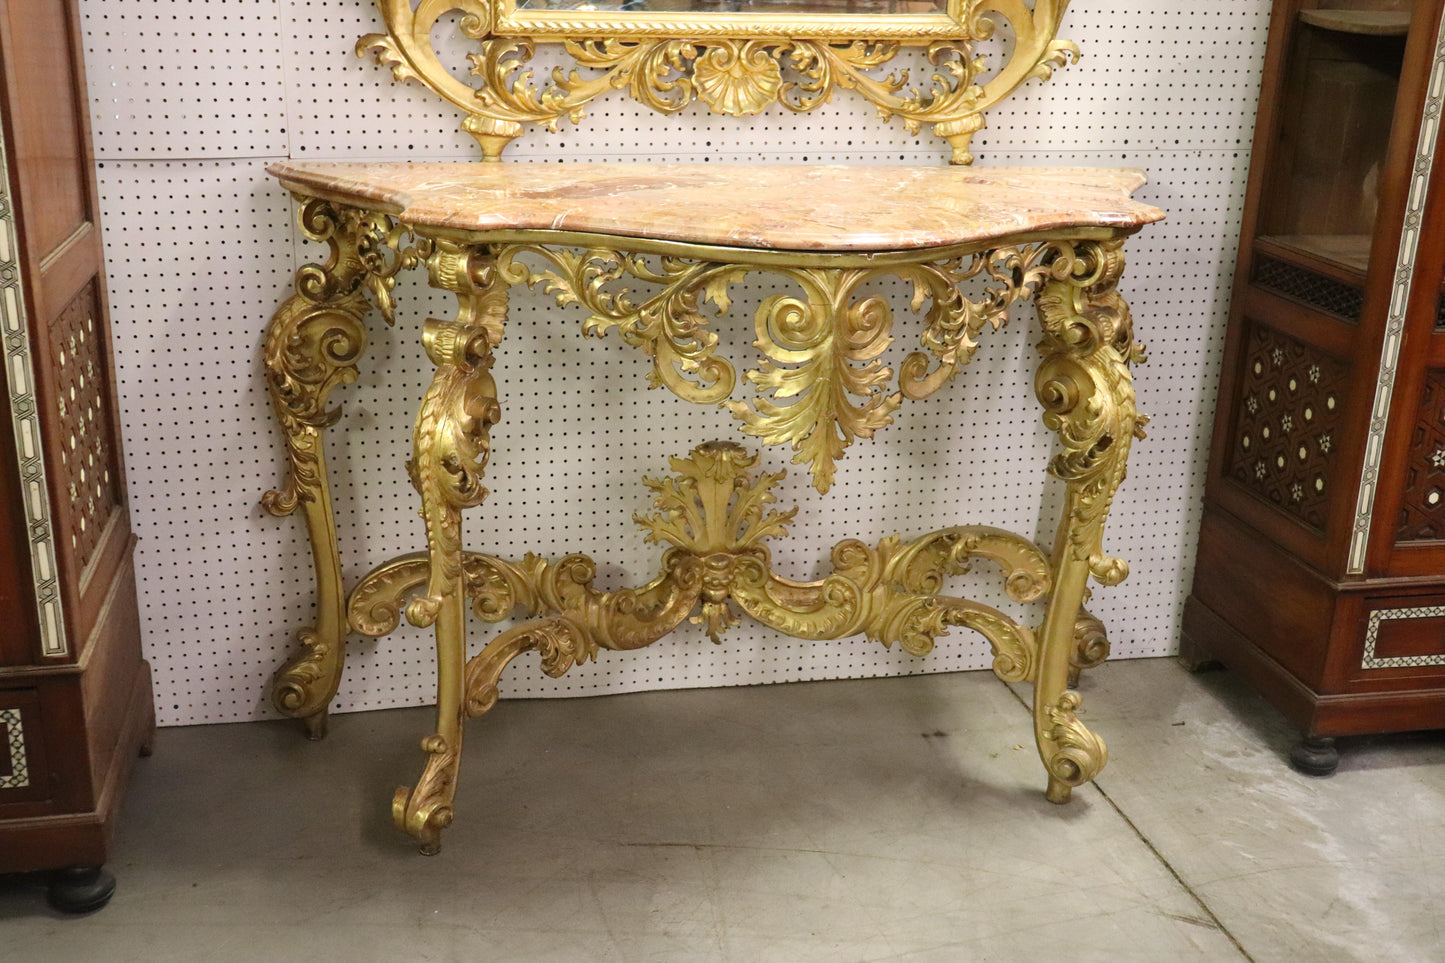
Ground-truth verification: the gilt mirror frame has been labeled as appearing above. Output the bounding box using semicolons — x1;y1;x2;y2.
359;0;1078;162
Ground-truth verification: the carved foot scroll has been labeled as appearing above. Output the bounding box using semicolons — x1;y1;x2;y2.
263;198;416;736
1030;238;1147;802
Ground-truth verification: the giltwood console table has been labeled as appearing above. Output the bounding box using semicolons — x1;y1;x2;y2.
262;160;1161;852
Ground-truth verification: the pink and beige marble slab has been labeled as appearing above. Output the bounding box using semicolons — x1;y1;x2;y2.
269;161;1164;253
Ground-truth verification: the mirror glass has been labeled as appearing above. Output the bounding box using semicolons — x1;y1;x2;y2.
513;0;948;13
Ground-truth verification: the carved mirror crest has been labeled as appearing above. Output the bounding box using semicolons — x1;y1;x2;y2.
360;0;1077;161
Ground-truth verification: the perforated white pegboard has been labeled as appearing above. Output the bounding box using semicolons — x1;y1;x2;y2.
81;0;1269;725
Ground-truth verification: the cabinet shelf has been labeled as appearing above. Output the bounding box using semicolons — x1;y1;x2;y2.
1258;233;1372;277
1298;10;1411;37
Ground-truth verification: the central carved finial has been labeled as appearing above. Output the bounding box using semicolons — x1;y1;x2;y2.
634;442;797;556
634;441;798;639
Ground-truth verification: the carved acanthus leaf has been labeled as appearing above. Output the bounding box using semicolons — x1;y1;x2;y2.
407;243;508;627
470;38;989;131
898;244;1065;401
358;31;421;86
727;268;904;494
494;243;1064;492
262;197;374;518
496;245;737;405
341;208;420;325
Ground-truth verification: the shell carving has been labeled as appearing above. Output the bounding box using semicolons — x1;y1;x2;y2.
691;43;783;117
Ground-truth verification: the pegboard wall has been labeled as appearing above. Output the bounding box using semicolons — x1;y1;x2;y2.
79;0;1269;726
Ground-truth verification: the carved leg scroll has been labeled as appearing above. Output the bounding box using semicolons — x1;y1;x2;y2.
1031;238;1147;803
357;549;698;847
393;239;508;854
264;198;414;738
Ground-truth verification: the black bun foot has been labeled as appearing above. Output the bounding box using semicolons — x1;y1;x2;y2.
1289;736;1340;777
47;866;115;913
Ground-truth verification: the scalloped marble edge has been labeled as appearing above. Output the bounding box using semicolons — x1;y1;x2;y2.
269;161;1164;253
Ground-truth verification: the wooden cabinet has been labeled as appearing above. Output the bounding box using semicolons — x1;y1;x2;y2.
0;0;154;911
1183;0;1445;773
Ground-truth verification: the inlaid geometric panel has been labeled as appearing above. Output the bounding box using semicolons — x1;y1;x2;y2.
48;280;122;572
1227;324;1348;531
1397;370;1445;541
1363;605;1445;669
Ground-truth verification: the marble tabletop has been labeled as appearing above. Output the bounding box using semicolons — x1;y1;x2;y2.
269;161;1164;253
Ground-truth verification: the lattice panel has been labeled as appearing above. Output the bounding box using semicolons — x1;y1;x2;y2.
48;280;122;572
1227;323;1347;532
80;0;1265;726
0;707;27;791
1253;255;1364;323
1397;370;1445;541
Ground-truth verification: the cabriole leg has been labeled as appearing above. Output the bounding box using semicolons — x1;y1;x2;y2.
263;198;375;739
1031;237;1147;803
393;239;506;854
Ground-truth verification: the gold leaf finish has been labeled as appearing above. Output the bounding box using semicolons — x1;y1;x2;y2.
728;269;904;495
357;0;1078;161
692;42;784;116
353;438;1084;850
898;244;1062;401
347;550;549;636
405;290;505;626
1034;238;1148;587
1068;606;1109;687
1043;689;1107;789
350;440;1048;671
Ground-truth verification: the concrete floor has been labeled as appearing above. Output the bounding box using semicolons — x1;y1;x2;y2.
2;659;1443;962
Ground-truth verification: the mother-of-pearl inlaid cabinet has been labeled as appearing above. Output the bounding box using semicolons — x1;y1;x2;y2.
0;0;154;912
1183;0;1445;773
